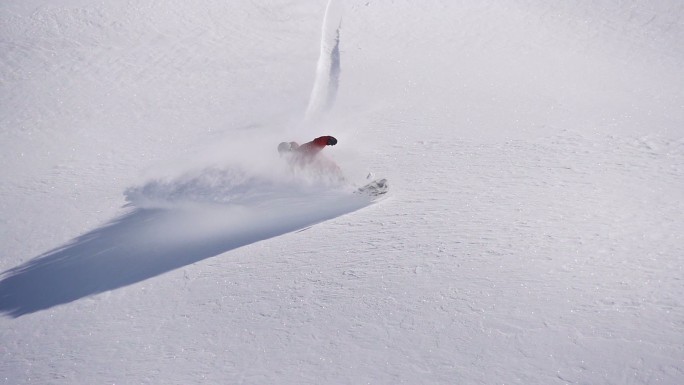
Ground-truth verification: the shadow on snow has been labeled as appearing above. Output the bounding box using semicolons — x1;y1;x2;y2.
0;194;370;318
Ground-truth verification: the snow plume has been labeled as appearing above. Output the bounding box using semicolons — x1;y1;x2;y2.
304;0;343;121
124;163;349;209
1;127;376;317
123;127;349;209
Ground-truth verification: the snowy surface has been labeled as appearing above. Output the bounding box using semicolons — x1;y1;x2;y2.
1;0;683;384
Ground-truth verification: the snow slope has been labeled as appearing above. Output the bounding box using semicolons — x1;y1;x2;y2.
1;0;683;384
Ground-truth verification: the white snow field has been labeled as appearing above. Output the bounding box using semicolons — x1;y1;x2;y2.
1;0;683;383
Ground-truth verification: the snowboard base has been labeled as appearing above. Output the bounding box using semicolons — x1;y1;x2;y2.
356;178;388;197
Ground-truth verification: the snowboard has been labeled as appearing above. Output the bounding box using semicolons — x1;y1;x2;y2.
356;178;388;197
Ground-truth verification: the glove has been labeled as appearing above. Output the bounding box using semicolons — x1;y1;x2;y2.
327;136;338;146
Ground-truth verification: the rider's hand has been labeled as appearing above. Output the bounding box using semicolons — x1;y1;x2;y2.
327;136;338;146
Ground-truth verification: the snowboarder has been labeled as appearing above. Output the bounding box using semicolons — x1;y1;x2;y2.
277;135;338;159
278;135;342;180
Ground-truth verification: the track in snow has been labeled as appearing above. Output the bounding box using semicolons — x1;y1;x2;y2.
304;0;343;121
